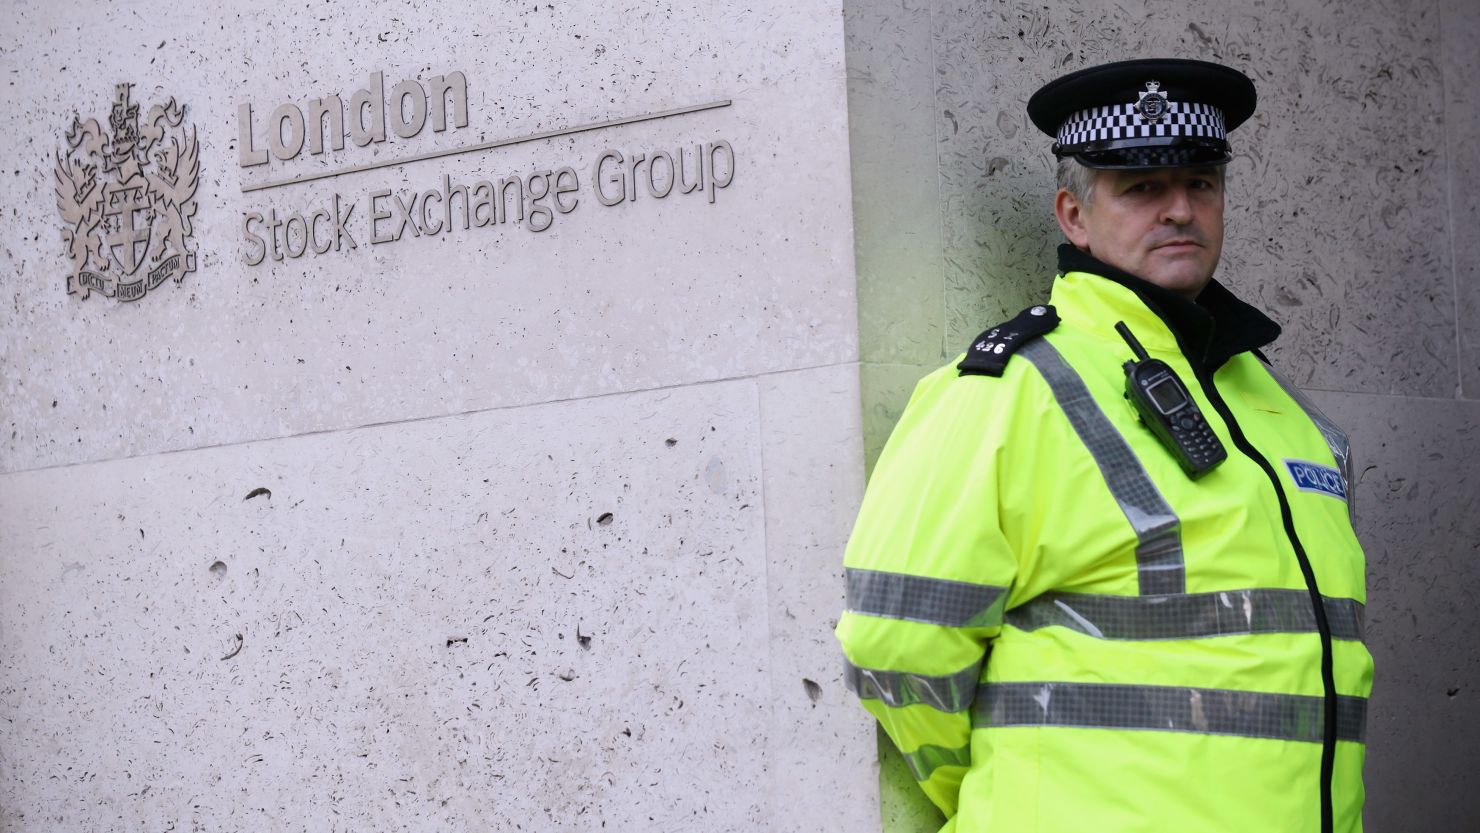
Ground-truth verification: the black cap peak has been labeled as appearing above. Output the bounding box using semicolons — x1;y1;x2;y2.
1027;58;1257;169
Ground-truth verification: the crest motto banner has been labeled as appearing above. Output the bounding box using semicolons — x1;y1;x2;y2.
54;83;199;302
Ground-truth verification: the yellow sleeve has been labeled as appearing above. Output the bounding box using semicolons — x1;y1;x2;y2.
835;365;1019;817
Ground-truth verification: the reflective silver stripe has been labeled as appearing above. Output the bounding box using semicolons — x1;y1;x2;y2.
901;742;972;782
1006;589;1365;642
1019;338;1185;595
1265;365;1355;521
845;568;1008;628
975;682;1367;744
844;657;982;713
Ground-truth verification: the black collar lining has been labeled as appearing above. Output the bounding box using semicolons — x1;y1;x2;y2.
1056;244;1281;373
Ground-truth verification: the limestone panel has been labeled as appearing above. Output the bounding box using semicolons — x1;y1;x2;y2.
860;362;935;476
932;0;1454;396
1444;0;1480;397
0;380;778;830
756;364;877;831
856;358;941;828
1309;390;1480;830
878;731;944;833
844;0;947;365
0;0;857;474
931;0;1084;347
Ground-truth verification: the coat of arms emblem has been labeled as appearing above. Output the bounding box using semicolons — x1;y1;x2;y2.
53;83;199;302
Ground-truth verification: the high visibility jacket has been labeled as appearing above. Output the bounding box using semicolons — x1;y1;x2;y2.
836;246;1372;833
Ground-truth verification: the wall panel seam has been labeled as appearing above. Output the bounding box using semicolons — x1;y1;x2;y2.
1439;0;1464;398
928;0;950;362
751;373;784;828
0;361;859;478
1299;386;1480;406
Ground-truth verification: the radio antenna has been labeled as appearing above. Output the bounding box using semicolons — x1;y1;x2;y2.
1115;321;1151;362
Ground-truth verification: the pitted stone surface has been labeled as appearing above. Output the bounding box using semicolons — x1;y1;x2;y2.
758;364;877;831
1;381;776;830
1443;0;1480;398
844;0;947;367
0;0;856;473
1310;390;1480;831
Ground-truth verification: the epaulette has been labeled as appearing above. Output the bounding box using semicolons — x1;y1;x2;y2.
957;304;1060;377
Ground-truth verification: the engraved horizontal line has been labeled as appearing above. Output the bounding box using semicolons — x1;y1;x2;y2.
239;99;732;194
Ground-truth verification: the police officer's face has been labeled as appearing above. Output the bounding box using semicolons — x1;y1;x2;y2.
1054;166;1225;300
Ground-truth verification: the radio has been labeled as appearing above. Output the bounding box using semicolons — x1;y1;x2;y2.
1115;321;1226;479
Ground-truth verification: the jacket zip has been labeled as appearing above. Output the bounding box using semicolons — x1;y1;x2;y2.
1192;363;1338;833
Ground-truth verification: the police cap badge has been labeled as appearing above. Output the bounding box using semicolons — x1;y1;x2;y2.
1027;58;1257;169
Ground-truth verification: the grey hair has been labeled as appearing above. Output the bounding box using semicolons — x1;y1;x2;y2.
1056;156;1099;206
1055;156;1229;206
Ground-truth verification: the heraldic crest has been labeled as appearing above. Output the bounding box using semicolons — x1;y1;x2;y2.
54;83;199;302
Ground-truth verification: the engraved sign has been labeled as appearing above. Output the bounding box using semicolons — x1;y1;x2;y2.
55;84;199;301
237;69;737;264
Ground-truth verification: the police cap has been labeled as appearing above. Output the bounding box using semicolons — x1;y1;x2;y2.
1027;58;1257;169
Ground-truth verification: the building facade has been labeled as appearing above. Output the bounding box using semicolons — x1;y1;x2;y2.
2;0;1476;830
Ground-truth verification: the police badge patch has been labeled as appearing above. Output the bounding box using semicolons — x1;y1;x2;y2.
54;83;199;302
1135;80;1169;124
1284;459;1349;501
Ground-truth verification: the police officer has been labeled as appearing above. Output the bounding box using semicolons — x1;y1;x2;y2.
835;59;1372;833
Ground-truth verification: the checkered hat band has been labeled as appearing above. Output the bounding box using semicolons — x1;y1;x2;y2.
1056;101;1227;147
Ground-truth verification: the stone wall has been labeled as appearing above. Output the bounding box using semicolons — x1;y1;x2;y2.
0;1;876;830
4;0;1476;829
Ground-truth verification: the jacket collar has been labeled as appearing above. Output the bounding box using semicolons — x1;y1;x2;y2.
1056;244;1281;373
